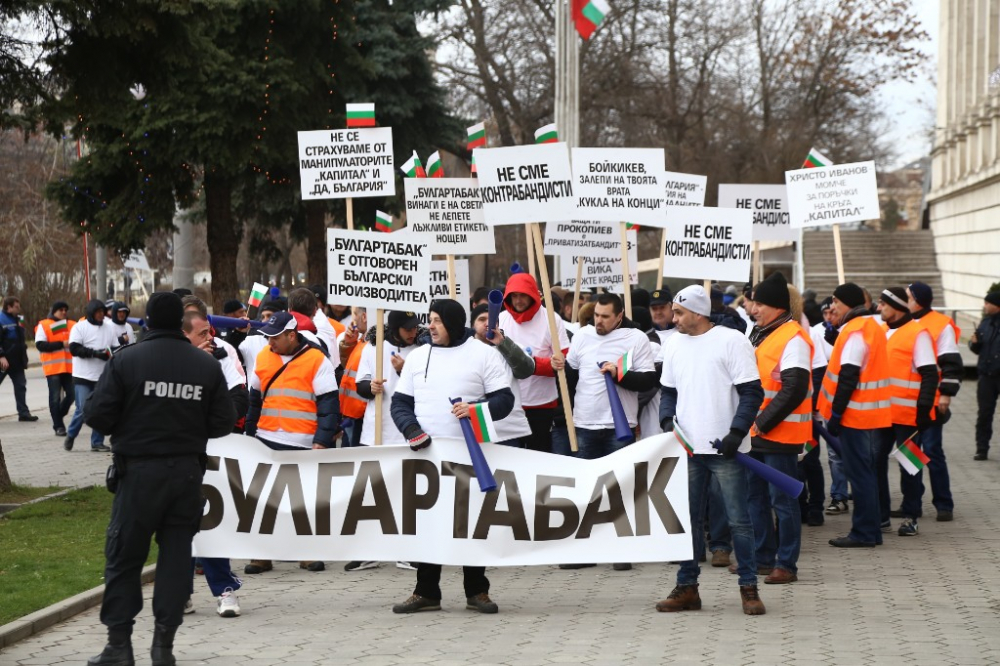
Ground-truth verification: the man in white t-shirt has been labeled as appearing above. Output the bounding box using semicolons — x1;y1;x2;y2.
65;299;120;452
469;303;533;446
655;285;766;616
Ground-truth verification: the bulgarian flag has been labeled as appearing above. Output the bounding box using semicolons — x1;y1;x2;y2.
803;438;817;455
426;151;444;178
802;147;833;168
467;122;486;150
51;320;68;333
672;417;695;458
400;151;426;178
471;154;478;175
374;210;392;232
625;222;640;231
892;436;930;476
469;402;499;444
615;348;633;381
346;103;376;128
573;0;610;40
534;123;558;144
248;282;269;308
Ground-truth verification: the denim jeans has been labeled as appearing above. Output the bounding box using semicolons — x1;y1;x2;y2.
899;420;953;514
693;474;733;562
551;423;573;456
827;443;849;501
746;451;802;573
575;427;631;460
838;426;881;545
798;442;826;519
47;373;75;429
677;455;758;587
2;365;30;416
875;427;896;524
189;558;242;597
68;381;104;448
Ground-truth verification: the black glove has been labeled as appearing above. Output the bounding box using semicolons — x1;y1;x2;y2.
823;324;839;346
661;418;675;433
827;412;842;437
404;424;432;451
93;348;111;361
916;405;934;432
117;334;130;347
719;429;743;459
936;405;951;426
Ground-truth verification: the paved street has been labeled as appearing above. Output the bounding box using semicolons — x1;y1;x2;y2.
2;369;1000;665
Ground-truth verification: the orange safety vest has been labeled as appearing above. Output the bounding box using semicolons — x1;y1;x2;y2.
917;310;961;345
818;316;892;429
328;317;345;338
38;318;74;376
755;321;814;444
883;320;938;427
339;340;368;418
255;346;326;435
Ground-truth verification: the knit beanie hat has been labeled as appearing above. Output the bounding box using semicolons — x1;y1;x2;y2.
907;281;933;309
145;292;184;330
470;303;489;326
985;291;1000;308
673;285;711;317
833;283;866;309
429;299;467;346
51;301;69;314
752;272;790;311
880;287;909;313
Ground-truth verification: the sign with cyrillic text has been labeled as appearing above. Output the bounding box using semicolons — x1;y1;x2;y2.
558;229;639;291
572;148;666;225
403;178;495;254
326;228;431;313
298;128;395;200
416;260;470;326
473;144;575;224
663;207;753;282
717;184;796;242
663;171;707;210
123;250;150;271
543;220;622;259
784;160;880;228
193;433;691;565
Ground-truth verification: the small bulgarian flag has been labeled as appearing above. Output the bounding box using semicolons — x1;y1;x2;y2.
51;320;68;333
426;151;444;178
400;151;426;178
892;435;930;476
346;103;376;128
470;154;478;175
248;282;268;308
534;123;558;144
374;210;392;232
469;402;499;444
802;147;833;168
625;222;640;231
574;0;610;40
467;122;486;150
672;417;695;458
616;349;633;381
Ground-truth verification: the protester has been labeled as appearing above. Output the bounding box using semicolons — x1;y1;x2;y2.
310;284;346;341
238;300;283;381
802;289;823;327
799;297;832;525
83;292;236;666
108;302;137;346
65;299;121;452
578;302;596;328
470;303;533;445
339;306;369;446
710;286;747;333
649;289;676;346
35;301;75;435
817;283;892;548
0;295;37;422
970;288;1000;460
182;296;247;391
219;299;251;355
390;299;514;614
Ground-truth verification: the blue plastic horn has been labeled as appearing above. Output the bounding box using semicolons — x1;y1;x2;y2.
207;315;265;330
486;289;504;340
449;397;497;492
599;363;635;443
510;262;525;274
813;420;843;456
712;440;804;498
126;317;146;329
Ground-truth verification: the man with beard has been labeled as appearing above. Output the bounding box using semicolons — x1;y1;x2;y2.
470;302;533;445
65;299;121;452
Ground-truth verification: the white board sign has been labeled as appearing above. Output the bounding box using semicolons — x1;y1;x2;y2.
473;143;575;224
326;228;431;313
572;148;666;225
402;178;495;254
663;171;707;209
717;184;797;242
543;220;622;259
123;250;150;271
298;128;395;200
417;259;470;326
559;229;638;292
784;160;880;228
662;207;753;283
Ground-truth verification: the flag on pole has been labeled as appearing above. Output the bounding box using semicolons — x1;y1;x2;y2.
892;437;930;476
672;417;695;458
346;103;376;128
803;438;816;455
469;402;499;444
426;151;444;178
400;151;426;178
573;0;610;40
471;154;477;175
467;122;487;150
51;320;68;333
248;282;268;308
616;349;633;381
625;222;640;231
534;123;558;144
374;210;393;232
802;147;833;169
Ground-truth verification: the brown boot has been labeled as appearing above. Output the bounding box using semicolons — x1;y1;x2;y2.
740;585;766;615
655;585;701;612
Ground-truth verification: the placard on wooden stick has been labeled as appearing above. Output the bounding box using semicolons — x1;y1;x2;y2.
403;178;495;255
297;128;395;200
662;207;753;283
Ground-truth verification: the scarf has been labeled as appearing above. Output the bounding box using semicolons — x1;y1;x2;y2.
749;311;793;348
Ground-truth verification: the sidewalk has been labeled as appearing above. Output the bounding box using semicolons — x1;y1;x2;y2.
2;384;999;665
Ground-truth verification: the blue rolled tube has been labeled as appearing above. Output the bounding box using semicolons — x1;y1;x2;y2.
712;440;804;498
486;289;504;340
207;314;264;330
599;363;635;443
449;397;498;493
510;262;524;274
814;420;843;456
126;317;146;329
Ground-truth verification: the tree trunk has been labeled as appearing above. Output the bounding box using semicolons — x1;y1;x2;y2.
203;172;241;313
305;201;327;286
0;439;12;492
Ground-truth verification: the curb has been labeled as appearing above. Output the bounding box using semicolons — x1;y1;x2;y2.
0;564;157;649
0;488;74;516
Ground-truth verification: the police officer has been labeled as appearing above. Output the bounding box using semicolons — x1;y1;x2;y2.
84;292;236;666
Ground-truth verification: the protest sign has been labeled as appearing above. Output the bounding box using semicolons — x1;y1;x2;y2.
543;220;622;259
298;128;395;200
717;184;797;242
194;432;691;565
402;178;495;254
663;171;707;210
123;250;150;272
326;228;431;313
784;160;880;228
414;259;470;326
559;229;638;291
473;144;575;224
662;207;753;283
572;148;666;225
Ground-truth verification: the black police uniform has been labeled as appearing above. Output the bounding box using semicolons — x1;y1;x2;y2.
84;326;235;662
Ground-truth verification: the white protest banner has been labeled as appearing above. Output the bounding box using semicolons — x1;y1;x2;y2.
717;184;797;242
194;433;691;565
298;128;395;200
662;207;753;282
403;178;495;254
416;259;470;326
663;171;707;211
326;228;431;313
473;143;575;224
573;148;666;225
559;229;638;292
543;220;621;259
784;160;880;228
123;250;150;271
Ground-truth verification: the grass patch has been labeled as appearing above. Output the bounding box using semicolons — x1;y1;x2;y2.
0;485;158;625
0;484;64;505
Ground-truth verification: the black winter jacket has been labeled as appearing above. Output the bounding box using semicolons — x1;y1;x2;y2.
971;313;1000;377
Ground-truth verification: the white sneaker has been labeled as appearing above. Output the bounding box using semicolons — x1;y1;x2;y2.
396;561;417;570
217;589;241;618
183;598;195;614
